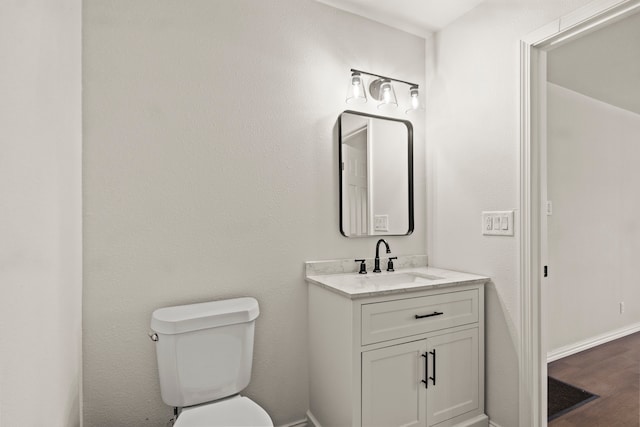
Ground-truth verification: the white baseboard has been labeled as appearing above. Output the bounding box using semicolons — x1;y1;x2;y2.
278;418;307;427
305;411;492;427
305;411;320;427
489;421;503;427
547;321;640;363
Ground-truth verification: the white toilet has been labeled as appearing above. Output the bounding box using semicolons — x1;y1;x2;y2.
150;297;273;427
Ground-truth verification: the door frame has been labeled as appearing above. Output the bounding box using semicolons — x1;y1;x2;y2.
519;0;640;425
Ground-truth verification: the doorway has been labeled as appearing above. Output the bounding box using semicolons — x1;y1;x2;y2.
520;1;640;425
545;9;640;423
545;9;640;361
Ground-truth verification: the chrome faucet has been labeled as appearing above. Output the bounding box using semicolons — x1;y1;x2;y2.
373;239;391;273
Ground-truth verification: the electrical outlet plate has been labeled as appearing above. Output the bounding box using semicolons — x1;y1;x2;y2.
482;211;514;236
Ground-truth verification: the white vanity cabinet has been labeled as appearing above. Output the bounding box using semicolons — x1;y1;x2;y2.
307;272;488;427
362;327;480;427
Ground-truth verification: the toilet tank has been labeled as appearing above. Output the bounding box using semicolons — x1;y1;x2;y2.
151;297;260;407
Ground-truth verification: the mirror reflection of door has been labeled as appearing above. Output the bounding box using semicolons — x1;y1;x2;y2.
342;122;370;236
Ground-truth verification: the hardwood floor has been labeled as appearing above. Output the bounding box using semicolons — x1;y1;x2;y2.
548;331;640;426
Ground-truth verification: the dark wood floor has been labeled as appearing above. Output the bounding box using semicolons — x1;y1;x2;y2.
548;331;640;426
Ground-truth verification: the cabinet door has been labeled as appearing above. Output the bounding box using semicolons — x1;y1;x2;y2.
426;328;479;426
362;340;427;427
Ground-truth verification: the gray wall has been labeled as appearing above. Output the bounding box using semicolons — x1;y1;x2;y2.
82;1;425;425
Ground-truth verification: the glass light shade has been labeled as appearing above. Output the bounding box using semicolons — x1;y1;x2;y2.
377;80;397;110
406;86;424;114
345;72;367;104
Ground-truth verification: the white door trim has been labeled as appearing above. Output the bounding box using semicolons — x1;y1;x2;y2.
519;1;640;426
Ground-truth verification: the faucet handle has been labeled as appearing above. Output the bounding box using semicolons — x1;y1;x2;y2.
387;257;398;272
355;259;367;274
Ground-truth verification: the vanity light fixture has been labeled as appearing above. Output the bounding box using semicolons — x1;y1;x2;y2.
345;69;421;115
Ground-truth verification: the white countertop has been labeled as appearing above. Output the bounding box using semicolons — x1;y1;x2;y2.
306;266;490;299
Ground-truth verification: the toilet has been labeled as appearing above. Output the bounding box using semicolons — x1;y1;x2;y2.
150;297;273;427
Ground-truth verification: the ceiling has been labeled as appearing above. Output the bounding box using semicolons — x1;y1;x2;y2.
314;0;486;37
548;11;640;116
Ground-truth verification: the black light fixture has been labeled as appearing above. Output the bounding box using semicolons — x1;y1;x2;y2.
345;69;422;114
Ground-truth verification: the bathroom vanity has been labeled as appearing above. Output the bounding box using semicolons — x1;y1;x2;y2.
306;259;489;427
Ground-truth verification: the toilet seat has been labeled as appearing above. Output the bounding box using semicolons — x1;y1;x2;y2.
174;396;273;427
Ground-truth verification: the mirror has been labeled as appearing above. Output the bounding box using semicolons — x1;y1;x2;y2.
339;110;413;237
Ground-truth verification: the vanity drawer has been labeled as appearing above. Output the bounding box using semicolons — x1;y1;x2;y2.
361;289;478;345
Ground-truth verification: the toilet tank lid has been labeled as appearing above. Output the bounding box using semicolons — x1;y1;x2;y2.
151;297;259;335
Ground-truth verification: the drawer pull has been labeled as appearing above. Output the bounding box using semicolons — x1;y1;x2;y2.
415;311;444;319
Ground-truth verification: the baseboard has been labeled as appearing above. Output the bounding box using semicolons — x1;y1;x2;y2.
459;414;488;427
489;421;503;427
306;410;491;427
278;418;307;427
305;411;320;427
547;321;640;363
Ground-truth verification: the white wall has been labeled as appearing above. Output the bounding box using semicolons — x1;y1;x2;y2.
424;0;592;425
546;82;640;352
0;1;82;426
82;1;425;425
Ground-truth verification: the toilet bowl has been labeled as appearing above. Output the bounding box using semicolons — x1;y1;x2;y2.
151;297;273;426
174;396;272;427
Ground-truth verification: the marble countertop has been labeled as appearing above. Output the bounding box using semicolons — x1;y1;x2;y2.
306;266;490;299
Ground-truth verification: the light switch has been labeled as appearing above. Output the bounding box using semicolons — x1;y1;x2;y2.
485;216;493;231
493;216;501;230
374;215;389;231
482;211;514;236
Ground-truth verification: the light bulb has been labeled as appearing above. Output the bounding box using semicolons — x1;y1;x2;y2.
353;83;361;98
406;86;422;114
381;81;392;103
376;79;397;110
411;95;419;109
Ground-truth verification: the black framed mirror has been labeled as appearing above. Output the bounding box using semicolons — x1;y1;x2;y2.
339;110;414;237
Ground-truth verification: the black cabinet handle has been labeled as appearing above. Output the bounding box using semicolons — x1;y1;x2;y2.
429;349;436;385
415;311;444;319
421;352;428;389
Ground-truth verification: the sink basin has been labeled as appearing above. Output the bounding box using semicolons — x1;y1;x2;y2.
364;272;444;287
410;272;445;281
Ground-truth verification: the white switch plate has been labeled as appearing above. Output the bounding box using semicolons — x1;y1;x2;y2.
482;211;514;236
374;214;389;231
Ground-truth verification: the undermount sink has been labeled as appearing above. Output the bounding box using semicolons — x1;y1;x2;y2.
364;272;444;287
